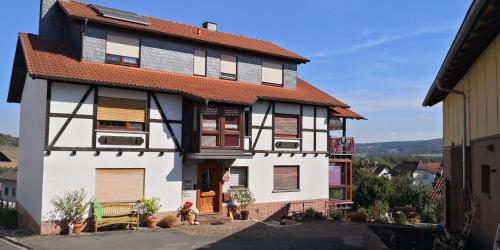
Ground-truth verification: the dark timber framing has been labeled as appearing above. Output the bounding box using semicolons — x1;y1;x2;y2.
47;86;94;150
92;87;98;148
151;93;182;154
299;104;303;151
313;106;317;152
272;102;275;151
145;92;151;149
44;81;52;147
251;102;272;151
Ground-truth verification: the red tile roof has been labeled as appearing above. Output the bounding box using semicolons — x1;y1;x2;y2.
58;1;309;63
330;107;365;120
417;162;443;175
10;33;347;107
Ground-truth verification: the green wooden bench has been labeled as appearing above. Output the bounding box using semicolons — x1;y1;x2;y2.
93;202;139;233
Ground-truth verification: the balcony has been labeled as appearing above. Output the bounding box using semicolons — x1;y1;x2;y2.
329;137;355;155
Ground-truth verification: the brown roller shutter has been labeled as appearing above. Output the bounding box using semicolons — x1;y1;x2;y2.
97;96;146;123
95;169;145;202
274;114;299;137
273;166;299;191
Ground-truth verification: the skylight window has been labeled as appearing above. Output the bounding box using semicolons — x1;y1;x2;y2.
92;4;150;26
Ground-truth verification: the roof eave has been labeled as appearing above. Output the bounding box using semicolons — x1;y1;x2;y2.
422;0;491;107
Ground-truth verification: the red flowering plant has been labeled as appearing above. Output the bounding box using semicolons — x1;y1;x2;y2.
177;201;197;217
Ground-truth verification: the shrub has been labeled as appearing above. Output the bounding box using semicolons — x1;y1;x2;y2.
159;214;177;228
50;189;90;225
420;204;439;224
395;212;408;225
390;175;431;215
0;208;18;229
348;209;368;222
353;168;394;210
232;189;255;211
137;197;161;217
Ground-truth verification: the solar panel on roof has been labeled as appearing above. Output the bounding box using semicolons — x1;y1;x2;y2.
92;4;150;26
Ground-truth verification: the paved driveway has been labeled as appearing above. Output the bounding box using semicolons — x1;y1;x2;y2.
16;220;366;250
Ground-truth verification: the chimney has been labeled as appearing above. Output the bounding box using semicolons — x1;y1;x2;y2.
202;22;217;31
39;0;67;41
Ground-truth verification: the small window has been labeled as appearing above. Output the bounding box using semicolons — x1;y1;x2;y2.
105;34;140;67
481;165;490;194
4;187;8;196
273;166;299;192
97;96;146;132
274;114;299;138
95;169;145;203
12;188;16;197
220;54;237;80
229;167;248;189
194;50;207;76
262;61;283;85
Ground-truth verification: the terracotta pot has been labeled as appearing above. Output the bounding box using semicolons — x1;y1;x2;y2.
147;216;159;228
184;214;195;224
240;211;250;220
73;223;83;235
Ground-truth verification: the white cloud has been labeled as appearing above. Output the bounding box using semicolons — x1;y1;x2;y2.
311;25;457;58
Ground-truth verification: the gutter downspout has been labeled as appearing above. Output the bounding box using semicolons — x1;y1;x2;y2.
436;81;467;193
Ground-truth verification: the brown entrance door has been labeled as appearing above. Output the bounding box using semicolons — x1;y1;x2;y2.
197;161;222;214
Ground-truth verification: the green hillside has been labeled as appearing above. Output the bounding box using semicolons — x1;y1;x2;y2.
356;138;442;157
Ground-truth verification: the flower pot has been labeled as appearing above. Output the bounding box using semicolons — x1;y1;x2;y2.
240;211;250;220
147;216;159;228
72;223;83;235
184;214;195;225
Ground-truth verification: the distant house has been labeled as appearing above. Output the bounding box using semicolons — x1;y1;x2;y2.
413;162;442;186
391;161;419;178
0;168;17;206
391;161;442;186
367;164;392;179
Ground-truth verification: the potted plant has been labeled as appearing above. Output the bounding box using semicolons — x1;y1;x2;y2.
50;189;90;235
232;189;255;220
177;201;198;225
159;214;177;228
137;197;161;228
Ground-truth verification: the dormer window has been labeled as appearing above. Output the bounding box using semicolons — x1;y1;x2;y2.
262;61;283;86
105;34;140;67
220;54;237;80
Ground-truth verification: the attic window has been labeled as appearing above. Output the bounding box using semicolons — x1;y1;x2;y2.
105;34;140;67
220;54;237;80
92;4;150;26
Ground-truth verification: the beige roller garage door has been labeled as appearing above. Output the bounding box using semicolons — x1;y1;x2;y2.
95;169;145;202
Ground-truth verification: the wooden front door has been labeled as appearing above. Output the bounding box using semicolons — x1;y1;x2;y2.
197;161;222;214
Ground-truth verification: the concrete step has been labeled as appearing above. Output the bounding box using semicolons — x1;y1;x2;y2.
196;213;231;225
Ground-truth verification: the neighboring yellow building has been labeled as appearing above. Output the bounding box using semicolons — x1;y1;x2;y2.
423;0;500;249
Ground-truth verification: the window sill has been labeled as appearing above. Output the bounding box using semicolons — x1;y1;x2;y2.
272;189;300;193
95;129;149;134
262;82;283;87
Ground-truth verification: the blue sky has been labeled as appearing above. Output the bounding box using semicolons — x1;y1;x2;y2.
0;0;471;143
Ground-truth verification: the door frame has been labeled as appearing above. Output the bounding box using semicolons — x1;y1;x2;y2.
196;160;223;214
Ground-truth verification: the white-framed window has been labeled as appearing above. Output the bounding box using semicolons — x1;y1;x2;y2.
229;167;248;189
262;61;283;85
194;50;207;76
220;54;237;80
105;34;140;67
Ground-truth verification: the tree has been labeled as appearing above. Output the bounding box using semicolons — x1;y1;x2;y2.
390;174;431;214
353;168;394;209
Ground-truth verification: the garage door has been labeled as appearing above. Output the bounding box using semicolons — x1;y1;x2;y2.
95;169;144;202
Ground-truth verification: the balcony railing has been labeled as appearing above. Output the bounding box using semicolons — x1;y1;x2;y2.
329;137;355;155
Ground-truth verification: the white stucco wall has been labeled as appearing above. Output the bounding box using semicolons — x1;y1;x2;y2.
413;170;435;186
41;151;182;220
17;76;47;223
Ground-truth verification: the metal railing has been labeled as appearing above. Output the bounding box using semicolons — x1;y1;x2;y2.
329;137;355;155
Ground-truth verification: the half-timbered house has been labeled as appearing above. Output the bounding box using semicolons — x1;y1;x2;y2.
7;0;363;234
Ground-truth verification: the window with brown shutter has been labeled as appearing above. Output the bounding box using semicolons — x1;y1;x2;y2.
274;114;299;138
273;166;299;192
97;96;146;131
95;169;145;203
